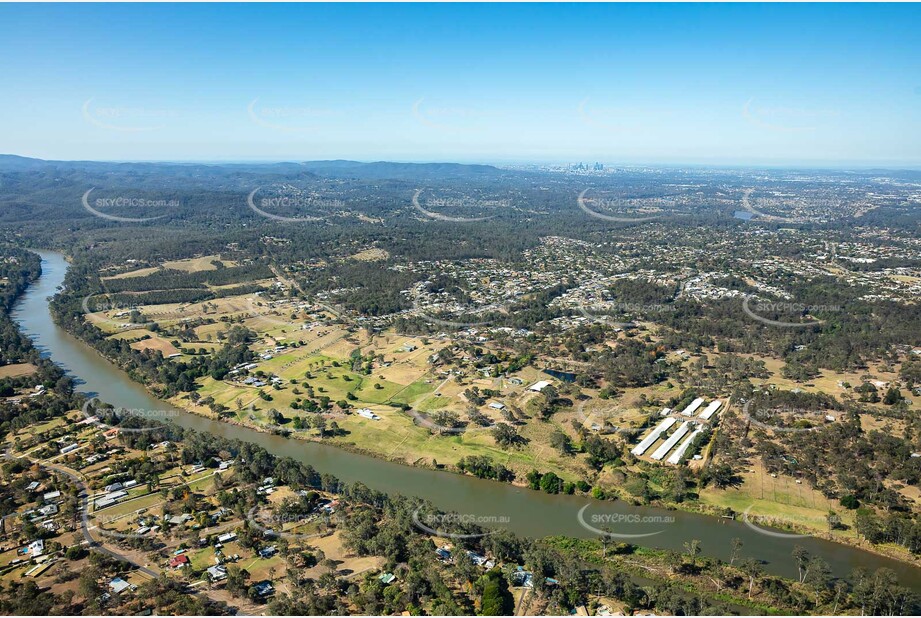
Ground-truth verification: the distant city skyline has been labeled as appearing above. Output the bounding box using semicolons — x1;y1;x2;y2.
1;3;920;165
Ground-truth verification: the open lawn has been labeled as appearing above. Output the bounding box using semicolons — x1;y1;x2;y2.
0;363;37;378
303;531;384;580
130;336;180;356
699;461;846;536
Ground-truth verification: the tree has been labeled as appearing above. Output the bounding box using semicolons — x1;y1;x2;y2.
539;472;562;494
729;537;743;566
479;569;513;615
491;423;523;448
806;555;832;601
549;429;572;455
225;565;250;597
312;415;327;437
739;557;762;599
840;494;859;509
792;545;810;583
683;539;701;568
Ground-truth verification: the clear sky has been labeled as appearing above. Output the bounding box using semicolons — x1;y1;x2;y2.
1;3;919;166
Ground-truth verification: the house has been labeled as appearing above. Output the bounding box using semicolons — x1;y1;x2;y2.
511;567;533;588
167;513;192;525
258;546;277;559
357;408;381;420
108;577;132;594
435;547;451;561
207;565;228;581
466;550;488;566
27;540;44;557
217;532;237;544
253;581;274;597
488;402;506;410
38;504;58;517
169;554;190;568
43;490;61;502
379;572;396;585
26;481;40;492
528;380;551;393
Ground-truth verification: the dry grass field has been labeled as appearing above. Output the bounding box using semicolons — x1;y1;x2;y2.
129;336;180;356
0;363;37;378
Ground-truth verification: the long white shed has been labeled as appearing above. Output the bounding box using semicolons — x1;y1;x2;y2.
651;421;692;460
667;427;704;464
631;417;677;456
680;397;705;416
698;400;722;420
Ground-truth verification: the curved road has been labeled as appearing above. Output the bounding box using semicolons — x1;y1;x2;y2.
16;452;254;614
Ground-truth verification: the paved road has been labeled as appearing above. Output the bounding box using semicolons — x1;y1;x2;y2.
25;456;258;613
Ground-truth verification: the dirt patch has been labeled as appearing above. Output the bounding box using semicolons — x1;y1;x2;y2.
130;337;180;357
0;363;37;379
304;530;384;580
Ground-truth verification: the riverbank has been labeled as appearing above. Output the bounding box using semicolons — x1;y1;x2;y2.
14;249;921;590
159;354;921;571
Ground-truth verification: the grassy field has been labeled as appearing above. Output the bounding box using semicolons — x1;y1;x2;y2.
301;531;384;580
699;461;846;535
130;336;180;356
0;363;37;378
101;255;236;280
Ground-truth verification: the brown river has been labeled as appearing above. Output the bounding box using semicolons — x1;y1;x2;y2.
11;250;921;589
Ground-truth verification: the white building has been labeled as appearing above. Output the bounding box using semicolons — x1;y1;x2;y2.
631;417;677;456
698;400;722;420
667;428;704;465
651;421;693;461
680;398;705;416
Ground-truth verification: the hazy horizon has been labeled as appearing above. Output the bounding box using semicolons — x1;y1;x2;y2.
2;3;920;165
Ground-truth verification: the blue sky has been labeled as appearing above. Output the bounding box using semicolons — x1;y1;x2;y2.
1;3;919;165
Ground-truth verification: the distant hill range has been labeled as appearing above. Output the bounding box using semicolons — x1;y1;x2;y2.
0;155;508;181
